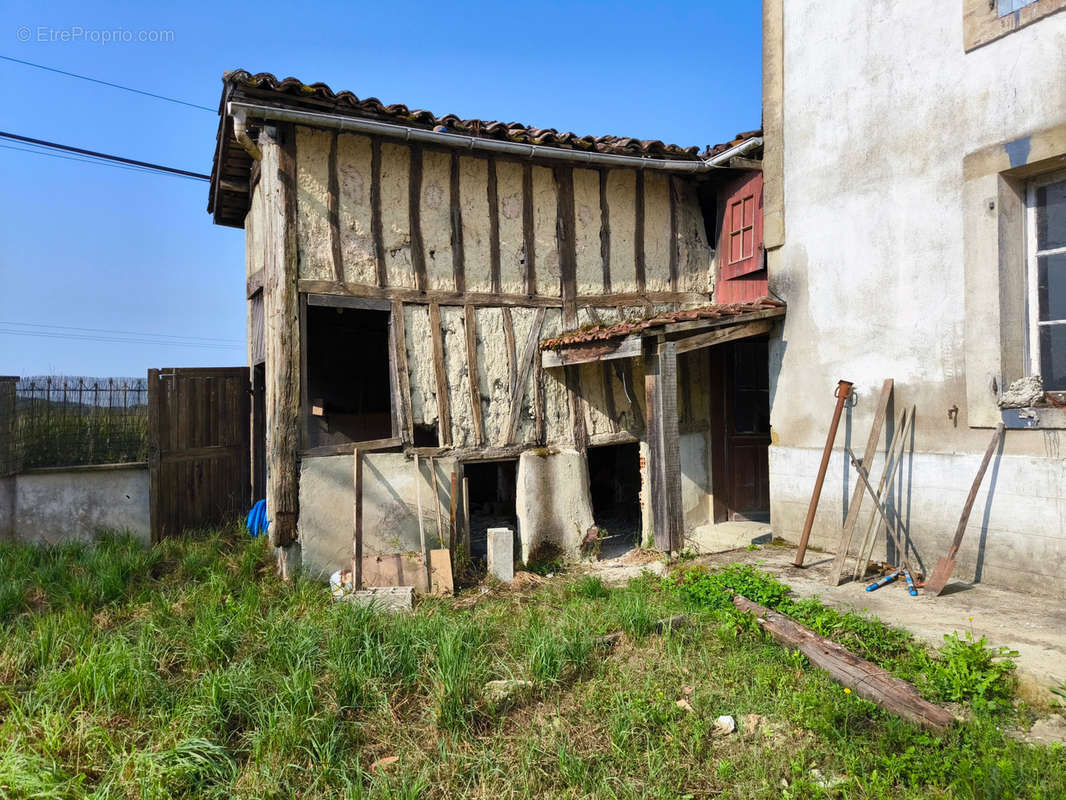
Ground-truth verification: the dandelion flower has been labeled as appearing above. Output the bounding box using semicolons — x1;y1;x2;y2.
844;687;852;694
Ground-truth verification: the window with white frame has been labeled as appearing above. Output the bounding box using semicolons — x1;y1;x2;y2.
1027;170;1066;391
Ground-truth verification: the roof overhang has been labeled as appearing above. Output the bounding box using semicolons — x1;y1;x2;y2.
540;300;785;368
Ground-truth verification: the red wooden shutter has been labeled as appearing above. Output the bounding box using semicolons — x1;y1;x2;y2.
716;171;766;303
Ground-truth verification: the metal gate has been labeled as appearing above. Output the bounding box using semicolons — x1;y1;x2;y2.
148;367;250;543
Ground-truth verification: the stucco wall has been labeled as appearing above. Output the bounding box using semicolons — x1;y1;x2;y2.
298;452;456;578
7;464;150;546
767;1;1066;593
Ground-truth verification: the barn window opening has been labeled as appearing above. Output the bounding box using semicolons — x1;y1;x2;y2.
305;304;393;448
587;442;642;558
463;459;518;563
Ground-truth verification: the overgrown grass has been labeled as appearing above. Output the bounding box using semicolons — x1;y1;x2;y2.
0;530;1061;798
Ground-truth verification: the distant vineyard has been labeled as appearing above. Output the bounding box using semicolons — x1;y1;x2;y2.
12;376;148;469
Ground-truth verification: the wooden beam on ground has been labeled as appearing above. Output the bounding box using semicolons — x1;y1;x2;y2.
733;595;954;731
504;307;547;445
828;378;894;586
672;319;776;355
541;334;643;368
428;303;452;446
464;305;485;446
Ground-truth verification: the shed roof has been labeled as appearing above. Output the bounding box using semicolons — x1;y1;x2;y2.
540;297;785;351
208;69;761;227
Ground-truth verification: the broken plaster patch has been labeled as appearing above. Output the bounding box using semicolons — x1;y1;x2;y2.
999;375;1043;408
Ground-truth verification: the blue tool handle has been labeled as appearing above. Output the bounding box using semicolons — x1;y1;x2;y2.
903;570;918;596
866;570;900;592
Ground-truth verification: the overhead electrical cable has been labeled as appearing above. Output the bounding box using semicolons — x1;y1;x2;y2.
0;54;216;112
0;329;242;350
0;130;210;180
1;321;242;344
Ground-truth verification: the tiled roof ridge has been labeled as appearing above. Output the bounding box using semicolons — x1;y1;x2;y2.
224;70;761;161
540;297;785;349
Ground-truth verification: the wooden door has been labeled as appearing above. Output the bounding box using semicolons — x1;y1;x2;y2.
148;367;250;542
724;340;770;521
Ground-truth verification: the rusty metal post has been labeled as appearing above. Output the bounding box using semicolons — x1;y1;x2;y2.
793;379;854;567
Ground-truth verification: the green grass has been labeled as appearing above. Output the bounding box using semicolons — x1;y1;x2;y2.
0;529;1061;798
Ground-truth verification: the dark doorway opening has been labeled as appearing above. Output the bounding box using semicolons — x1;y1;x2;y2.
305;305;393;448
711;338;771;522
587;442;642;558
463;459;518;563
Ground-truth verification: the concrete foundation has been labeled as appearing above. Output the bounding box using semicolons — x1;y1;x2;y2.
486;527;514;582
515;449;595;562
1;464;149;546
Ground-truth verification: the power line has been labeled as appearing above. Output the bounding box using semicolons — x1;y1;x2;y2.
0;329;242;350
0;54;216;112
1;321;243;344
0;142;168;177
0;130;210;180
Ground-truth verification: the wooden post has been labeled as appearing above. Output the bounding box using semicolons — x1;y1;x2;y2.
449;470;459;556
429;456;445;550
260;125;302;553
147;369;161;544
0;377;15;478
462;475;471;554
414;454;428;587
352;447;363;589
645;339;683;552
794;380;854;567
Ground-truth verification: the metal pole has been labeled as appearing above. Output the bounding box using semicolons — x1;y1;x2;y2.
793;379;853;567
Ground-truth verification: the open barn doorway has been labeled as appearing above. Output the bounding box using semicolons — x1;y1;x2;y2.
586;442;642;558
463;459;518;563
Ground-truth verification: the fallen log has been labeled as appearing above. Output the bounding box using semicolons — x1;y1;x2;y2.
732;595;954;731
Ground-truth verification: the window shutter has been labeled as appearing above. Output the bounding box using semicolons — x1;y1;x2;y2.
717;171;765;281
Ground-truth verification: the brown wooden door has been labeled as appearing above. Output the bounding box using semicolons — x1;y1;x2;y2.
148;367;250;542
725;340;770;521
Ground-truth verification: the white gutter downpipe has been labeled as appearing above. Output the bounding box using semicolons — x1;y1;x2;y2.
231;108;262;162
704;136;764;167
228;100;725;173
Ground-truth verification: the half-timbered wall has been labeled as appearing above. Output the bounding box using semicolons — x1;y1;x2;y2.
285;126;713;450
245;123;718;571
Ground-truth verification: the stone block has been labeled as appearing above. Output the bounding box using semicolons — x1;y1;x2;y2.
339;585;414;613
487;527;514;582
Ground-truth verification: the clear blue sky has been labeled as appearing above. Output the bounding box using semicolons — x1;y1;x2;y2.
0;0;762;378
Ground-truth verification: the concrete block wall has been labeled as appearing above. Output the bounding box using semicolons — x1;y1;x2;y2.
1;464;150;546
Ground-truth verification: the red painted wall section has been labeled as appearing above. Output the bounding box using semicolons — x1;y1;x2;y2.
716;171;767;303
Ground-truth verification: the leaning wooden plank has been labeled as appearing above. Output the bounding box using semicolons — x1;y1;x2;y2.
853;407;914;581
827;378;894;586
503;307;547;444
391;300;414;444
732;595;954;731
352;447;363;589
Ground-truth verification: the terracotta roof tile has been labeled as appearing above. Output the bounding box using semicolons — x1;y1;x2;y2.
540;297;785;350
224;70;761;161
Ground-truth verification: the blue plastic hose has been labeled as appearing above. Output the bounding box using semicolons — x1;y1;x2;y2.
246;499;269;537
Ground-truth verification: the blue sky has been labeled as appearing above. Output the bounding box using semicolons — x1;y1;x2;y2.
1;0;761;377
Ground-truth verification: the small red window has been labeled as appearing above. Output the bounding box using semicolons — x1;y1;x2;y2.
716;171;766;303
